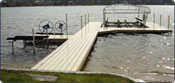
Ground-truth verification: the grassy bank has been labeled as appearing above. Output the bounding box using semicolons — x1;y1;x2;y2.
1;69;133;82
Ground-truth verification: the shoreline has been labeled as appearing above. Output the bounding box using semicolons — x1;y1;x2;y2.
1;4;174;7
1;68;144;82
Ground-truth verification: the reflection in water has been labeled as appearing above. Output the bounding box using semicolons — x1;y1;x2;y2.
84;33;174;82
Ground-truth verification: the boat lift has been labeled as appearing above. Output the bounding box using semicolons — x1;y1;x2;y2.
7;14;69;54
103;4;151;28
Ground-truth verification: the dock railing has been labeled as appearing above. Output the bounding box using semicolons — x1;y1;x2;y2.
80;13;90;39
152;13;171;30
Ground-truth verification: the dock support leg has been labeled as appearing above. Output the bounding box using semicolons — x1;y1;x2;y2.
11;41;14;55
47;39;49;49
88;13;89;32
160;14;162;28
32;28;36;54
46;29;49;49
85;14;86;35
66;14;68;39
168;16;170;29
153;13;155;29
23;40;26;48
81;16;83;39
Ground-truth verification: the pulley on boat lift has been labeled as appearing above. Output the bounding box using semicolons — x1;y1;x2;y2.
39;20;54;33
55;20;66;35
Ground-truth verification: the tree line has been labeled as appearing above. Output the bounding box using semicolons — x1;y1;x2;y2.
1;0;174;7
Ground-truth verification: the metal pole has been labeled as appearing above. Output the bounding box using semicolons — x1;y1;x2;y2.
32;28;35;54
61;28;63;34
46;29;48;36
23;40;26;48
103;8;106;28
66;14;68;39
153;13;155;28
11;41;14;55
168;16;170;29
88;13;89;32
66;14;69;59
160;14;162;27
85;14;86;25
81;16;83;39
46;28;49;49
143;11;146;24
54;25;55;37
153;13;155;24
138;6;140;18
85;14;86;34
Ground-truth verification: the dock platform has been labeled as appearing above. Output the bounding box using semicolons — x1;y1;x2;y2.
7;35;70;41
31;22;102;72
31;21;172;72
99;22;172;35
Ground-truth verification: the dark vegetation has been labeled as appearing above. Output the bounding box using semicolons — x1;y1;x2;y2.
1;0;174;7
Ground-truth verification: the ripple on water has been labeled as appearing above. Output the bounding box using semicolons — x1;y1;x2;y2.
1;6;174;82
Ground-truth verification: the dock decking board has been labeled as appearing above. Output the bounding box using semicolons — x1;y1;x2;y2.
31;22;102;71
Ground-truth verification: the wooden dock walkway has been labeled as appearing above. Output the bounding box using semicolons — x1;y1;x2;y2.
31;21;172;72
98;22;172;34
31;22;102;72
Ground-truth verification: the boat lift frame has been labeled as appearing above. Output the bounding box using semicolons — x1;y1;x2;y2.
103;4;151;27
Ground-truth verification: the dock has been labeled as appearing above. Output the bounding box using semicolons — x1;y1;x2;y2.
7;35;71;47
5;4;173;72
7;35;70;41
31;21;172;72
41;35;71;42
7;34;71;54
99;22;172;35
31;22;102;71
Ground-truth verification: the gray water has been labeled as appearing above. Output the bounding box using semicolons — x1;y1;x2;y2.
1;5;174;82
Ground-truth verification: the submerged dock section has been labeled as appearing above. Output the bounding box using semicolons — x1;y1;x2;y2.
31;22;102;72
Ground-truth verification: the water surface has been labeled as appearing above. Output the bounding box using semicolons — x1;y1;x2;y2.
1;5;174;82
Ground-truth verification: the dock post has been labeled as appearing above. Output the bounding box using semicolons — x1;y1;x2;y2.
160;14;162;28
168;16;170;29
85;14;87;34
138;6;140;18
23;40;26;48
46;28;49;49
54;24;55;38
103;8;106;29
88;13;89;32
66;14;69;62
153;13;155;28
81;16;83;39
32;28;35;54
66;14;68;39
11;41;14;55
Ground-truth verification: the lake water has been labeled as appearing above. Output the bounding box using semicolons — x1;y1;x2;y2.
1;5;174;82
